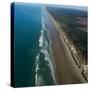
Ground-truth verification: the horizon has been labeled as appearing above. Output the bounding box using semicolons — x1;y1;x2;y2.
13;2;88;12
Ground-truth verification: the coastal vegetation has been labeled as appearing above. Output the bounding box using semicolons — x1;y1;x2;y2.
46;6;87;62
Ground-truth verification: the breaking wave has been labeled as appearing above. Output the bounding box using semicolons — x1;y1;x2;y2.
35;7;56;86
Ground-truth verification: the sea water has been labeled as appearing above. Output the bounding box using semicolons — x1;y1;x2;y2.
14;2;56;87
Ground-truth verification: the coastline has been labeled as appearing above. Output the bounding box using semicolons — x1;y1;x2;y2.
46;10;88;82
44;7;87;84
35;8;57;86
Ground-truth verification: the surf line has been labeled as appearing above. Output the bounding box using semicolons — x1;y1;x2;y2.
35;7;57;86
35;7;45;86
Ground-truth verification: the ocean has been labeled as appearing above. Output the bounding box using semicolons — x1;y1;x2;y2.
14;3;56;87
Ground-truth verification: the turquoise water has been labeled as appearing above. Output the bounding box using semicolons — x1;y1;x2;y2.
14;3;56;87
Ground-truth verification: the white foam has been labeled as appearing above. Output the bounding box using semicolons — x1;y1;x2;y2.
39;32;43;47
35;73;38;85
35;53;40;71
35;7;57;86
40;39;56;84
38;10;45;48
35;8;45;85
35;53;40;85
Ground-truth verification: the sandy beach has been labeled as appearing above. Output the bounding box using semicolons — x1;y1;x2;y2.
44;8;86;84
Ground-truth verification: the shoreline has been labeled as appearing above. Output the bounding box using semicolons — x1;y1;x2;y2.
47;10;88;82
35;8;57;86
44;7;87;84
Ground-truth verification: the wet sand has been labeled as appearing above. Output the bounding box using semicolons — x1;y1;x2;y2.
44;8;86;84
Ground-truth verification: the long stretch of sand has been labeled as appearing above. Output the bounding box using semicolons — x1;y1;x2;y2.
43;8;86;84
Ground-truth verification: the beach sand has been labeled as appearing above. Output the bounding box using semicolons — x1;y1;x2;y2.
44;8;86;84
